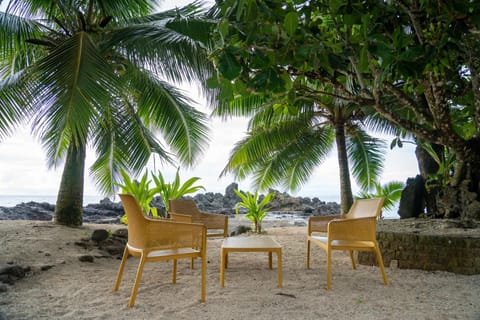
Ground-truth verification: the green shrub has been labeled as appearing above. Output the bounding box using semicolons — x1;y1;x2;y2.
234;190;274;233
115;169;159;224
151;168;205;213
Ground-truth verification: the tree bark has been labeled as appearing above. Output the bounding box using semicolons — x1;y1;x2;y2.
53;140;86;226
334;121;353;214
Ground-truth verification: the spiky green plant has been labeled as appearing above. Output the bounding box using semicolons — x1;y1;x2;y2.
152;168;205;213
234;189;275;233
115;169;159;223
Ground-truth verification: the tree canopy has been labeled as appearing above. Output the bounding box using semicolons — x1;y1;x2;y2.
208;0;480;219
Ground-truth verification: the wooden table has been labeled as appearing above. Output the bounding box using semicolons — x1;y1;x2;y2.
220;236;282;288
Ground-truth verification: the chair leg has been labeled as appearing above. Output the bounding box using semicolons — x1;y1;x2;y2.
374;245;388;285
191;257;195;269
326;247;332;290
172;259;177;284
306;239;311;269
349;250;357;269
201;254;206;302
114;246;129;291
128;254;147;308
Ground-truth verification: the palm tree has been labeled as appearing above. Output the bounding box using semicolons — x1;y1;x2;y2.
218;91;387;214
0;0;215;226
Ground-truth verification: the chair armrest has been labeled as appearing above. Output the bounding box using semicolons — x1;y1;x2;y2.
170;212;193;223
143;218;206;251
308;215;343;234
327;217;377;242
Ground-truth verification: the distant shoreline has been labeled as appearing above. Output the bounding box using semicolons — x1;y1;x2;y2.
0;194;401;218
0;195;110;207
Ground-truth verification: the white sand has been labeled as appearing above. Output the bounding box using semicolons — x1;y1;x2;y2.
0;220;479;320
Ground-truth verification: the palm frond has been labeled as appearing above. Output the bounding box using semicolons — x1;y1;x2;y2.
0;11;48;72
104;11;215;87
0;69;34;140
211;93;269;118
125;67;209;166
357;181;405;211
222;112;335;191
29;32;120;167
347;128;386;191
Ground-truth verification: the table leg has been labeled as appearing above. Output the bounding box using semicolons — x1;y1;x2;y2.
268;252;273;269
220;249;226;288
277;249;282;288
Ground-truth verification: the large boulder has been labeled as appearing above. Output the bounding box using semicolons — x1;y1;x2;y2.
398;175;425;219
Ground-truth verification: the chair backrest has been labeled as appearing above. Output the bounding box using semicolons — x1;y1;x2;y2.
169;199;202;217
119;194;149;249
345;198;385;219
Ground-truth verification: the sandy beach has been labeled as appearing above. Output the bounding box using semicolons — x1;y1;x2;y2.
0;219;479;320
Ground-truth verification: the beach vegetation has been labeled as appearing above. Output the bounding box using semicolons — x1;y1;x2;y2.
0;0;215;226
357;181;405;212
207;0;480;219
420;143;456;189
115;169;159;224
234;189;275;233
152;168;206;213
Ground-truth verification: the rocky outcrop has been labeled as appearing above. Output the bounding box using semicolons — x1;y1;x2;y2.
0;198;124;223
185;183;340;216
0;182;340;223
398;175;426;219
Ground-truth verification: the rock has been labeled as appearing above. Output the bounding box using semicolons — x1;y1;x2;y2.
224;182;242;207
91;229;109;242
230;225;252;236
78;255;94;263
398;175;425;219
0;310;8;320
0;275;14;285
40;265;54;271
0;264;28;285
112;228;128;239
294;221;307;227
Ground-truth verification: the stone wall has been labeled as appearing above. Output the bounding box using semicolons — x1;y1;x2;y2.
358;219;480;275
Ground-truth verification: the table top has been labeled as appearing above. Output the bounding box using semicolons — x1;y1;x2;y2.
221;236;281;250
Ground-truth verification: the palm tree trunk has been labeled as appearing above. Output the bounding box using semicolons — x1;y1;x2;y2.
53;140;86;226
334;121;354;214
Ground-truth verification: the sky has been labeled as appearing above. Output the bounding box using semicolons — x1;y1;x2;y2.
0;0;420;203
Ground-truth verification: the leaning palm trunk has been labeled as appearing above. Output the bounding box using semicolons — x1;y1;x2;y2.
54;141;86;226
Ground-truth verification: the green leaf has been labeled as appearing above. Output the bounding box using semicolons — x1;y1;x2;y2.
359;46;369;72
219;20;229;39
206;76;220;89
283;12;298;37
219;51;241;80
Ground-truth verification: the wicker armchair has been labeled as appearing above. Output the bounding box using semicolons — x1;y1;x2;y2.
306;198;388;289
114;194;207;307
169;199;228;238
